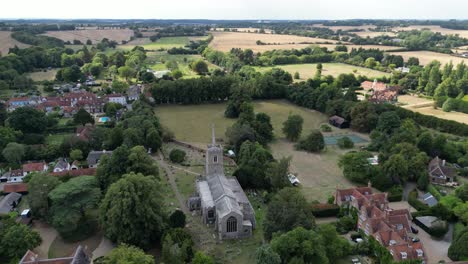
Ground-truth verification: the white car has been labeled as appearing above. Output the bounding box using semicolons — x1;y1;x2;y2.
288;174;300;186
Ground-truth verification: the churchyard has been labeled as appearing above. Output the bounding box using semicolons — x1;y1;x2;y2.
156;100;366;203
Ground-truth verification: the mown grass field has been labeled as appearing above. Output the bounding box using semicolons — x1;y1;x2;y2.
42;29;134;43
120;36;207;51
156;100;359;202
0;31;30;56
254;63;390;80
387;50;468;65
146;52;218;79
27;69;58;82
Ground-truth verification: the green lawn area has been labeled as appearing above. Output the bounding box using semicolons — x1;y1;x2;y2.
463;95;468;102
27;69;58;82
254;63;391;81
46;133;72;145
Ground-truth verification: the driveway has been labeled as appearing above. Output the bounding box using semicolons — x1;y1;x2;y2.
388;201;417;213
92;237;115;260
415;226;451;263
32;221;58;258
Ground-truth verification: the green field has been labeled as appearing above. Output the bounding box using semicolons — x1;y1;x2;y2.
254;63;391;80
146;52;218;79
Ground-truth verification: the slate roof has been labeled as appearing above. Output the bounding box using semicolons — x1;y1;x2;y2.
428;156;457;179
86;150;112;167
422;193;438;207
0;192;22;215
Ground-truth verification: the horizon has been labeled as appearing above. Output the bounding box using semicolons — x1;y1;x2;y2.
2;0;468;20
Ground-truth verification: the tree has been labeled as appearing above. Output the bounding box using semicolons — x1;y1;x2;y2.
102;244;155;264
70;149;83;161
161;228;194;264
376;111;401;135
263;188;315;240
169;209;186;228
8;107;48;134
417;131;433;156
0;223;42;260
455;184;468;202
2;142;25;165
270;227;328;264
73;108;94;126
172;70;183;79
294;72;300;79
127;146;159;177
191;60;208;75
317;224;351;262
192;251;215;264
383;154;409;184
255;245;281;264
118;66;136;81
267;157;291;190
296;130;325;152
448;227;468;261
454;202;468;224
27;173;61;219
49;176;101;239
145;128;162;151
282;114;304;142
337;136;354;149
338;151;372;183
253;113;274;145
100;173;166;248
350;102;378;133
225;122;256;152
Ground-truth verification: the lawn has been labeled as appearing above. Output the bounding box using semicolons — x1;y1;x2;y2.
27;69;58;82
254;63;390;80
119;36;201;51
156;100;359;202
46;133;72;145
146;52;219;79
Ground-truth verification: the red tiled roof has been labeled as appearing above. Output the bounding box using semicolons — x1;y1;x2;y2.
3;183;28;193
8;97;30;102
22;162;46;172
361;81;388;91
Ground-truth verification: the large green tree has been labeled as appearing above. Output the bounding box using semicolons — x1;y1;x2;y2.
0;223;42;260
350;102;378;133
338;151;373;183
102;244;155;264
74;108;94;126
296;129;325;152
282;114;303;142
448;227;468;261
161;228;194;264
263;188;315;240
100;173;166;248
255;245;281;264
28;173;61;219
8;107;48;134
49;176;101;239
2;142;25;165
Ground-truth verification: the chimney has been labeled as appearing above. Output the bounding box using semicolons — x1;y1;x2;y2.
442;160;446;166
368;180;372;188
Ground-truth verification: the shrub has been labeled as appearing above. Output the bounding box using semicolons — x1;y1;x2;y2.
169;149;186;163
337;136;354;149
408;190;430;211
320;124;332;132
296;129;325;152
311;203;340;217
169;209;186;228
387;185;403;202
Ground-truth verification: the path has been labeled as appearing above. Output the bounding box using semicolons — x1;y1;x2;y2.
32;221;58;258
92;237;114;259
154;152;188;213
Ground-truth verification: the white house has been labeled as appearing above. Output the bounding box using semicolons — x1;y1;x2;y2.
107;94;127;105
53;158;71;173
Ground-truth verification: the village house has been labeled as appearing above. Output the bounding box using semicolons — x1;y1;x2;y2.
53;158;71;172
127;85;142;102
76;124;95;142
19;245;90;264
0;169;24;183
1;162;49;183
188;127;256;240
106;93;127;105
335;184;427;263
428;156;457;184
361;80;400;104
87;150;113;168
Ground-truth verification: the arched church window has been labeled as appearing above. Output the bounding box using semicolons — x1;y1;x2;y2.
226;216;237;233
213;155;218;163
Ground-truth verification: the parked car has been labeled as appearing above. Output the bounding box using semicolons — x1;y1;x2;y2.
411;224;419;234
288;173;300;186
412;237;420;243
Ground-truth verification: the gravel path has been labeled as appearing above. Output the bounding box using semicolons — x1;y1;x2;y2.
92;237;114;260
32;221;58;258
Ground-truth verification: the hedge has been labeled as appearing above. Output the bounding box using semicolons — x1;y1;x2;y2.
408;190;430;211
311;203;340;217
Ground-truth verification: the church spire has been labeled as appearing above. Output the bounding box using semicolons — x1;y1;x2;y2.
211;124;216;145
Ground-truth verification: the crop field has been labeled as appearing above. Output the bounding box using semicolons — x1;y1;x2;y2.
213;28;273;34
387;50;468;65
254;63;390;80
42;29;134;43
392;25;468;38
353;31;397;38
311;24;377;32
27;69;58;82
319;44;400;51
156;100;360;202
0;31;30;56
209;31;340;52
398;94;468;124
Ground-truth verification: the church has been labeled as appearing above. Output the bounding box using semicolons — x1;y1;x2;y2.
188;127;256;240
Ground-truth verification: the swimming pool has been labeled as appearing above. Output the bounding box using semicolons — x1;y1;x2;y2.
98;117;110;123
324;134;368;145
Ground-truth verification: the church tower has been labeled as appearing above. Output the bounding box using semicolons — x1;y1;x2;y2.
206;125;224;176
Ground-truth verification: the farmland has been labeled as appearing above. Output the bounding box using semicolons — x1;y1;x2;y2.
254;63;390;80
146;51;218;79
392;25;468;38
311;24;377;32
209;31;340;52
214;28;273;34
353;31;397;38
156;100;359;202
42;29;134;43
27;69;58;81
0;31;30;56
398;94;468;124
387;50;468;65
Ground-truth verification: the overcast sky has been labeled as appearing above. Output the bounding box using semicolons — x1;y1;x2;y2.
2;0;468;20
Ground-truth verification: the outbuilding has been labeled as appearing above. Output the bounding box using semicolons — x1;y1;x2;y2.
329;115;350;129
